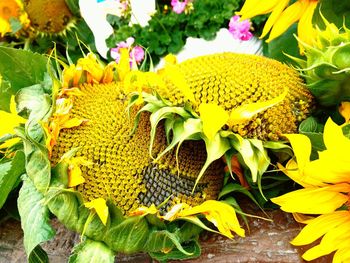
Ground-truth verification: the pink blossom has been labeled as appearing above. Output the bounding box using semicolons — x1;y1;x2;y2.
110;37;144;66
228;15;253;41
171;0;188;14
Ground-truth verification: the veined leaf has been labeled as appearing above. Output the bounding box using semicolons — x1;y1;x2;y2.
69;239;115;263
28;245;49;263
0;78;11;112
0;151;25;208
0;47;48;93
18;175;55;259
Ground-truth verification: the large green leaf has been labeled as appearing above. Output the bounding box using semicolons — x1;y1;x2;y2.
0;47;48;93
0;151;25;208
18;175;55;259
69;239;115;263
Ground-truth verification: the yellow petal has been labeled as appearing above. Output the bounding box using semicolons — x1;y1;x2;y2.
271;183;350;214
333;244;350;263
0;138;21;149
117;48;131;81
84;198;109;225
323;118;350;152
339;101;350;124
260;0;290;39
199;103;229;140
68;164;85;187
161;62;195;104
178;200;245;238
297;0;318;54
61;118;88;129
284;133;311;170
238;0;281;20
292;213;315;224
129;204;158;216
291;211;350;246
228;87;288;126
266;1;305;42
0;96;26;137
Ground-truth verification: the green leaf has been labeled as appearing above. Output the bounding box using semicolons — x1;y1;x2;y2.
194;133;230;191
218;183;260;207
149;239;201;262
0;78;11;112
0;47;48;93
18;175;55;259
69;239;115;263
104;216;149;253
0;151;25;208
28;245;49;263
299;116;324;133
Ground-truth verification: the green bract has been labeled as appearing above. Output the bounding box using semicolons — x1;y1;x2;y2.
292;14;350;106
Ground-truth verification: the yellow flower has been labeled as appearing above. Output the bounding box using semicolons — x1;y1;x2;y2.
0;0;30;36
272;114;350;262
237;0;318;52
0;96;26;149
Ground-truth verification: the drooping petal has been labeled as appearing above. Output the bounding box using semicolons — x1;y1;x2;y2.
291;211;350;246
177;200;245;238
266;1;305;42
228;87;287;126
199;103;229;140
68;164;85;187
271;184;350;214
84;197;109;225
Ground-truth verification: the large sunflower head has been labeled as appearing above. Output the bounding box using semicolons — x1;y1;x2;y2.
0;0;30;36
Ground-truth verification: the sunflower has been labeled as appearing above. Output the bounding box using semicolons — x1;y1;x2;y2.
0;0;30;36
130;53;314;188
1;49;314;260
272;103;350;262
237;0;319;53
23;0;75;35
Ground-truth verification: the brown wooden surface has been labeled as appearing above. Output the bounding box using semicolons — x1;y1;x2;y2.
0;201;332;263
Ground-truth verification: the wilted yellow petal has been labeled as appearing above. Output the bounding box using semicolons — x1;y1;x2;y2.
129;204;158;216
291;211;350;246
178;200;245;238
284;133;311;170
61;118;88;129
199;103;229;140
0;138;21;149
292;213;315;224
68;164;85;187
161;61;195;104
228;87;288;126
339;101;350;124
271;183;350;214
84;198;109;225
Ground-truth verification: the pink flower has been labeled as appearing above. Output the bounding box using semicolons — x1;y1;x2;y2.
110;37;145;66
171;0;188;14
228;15;253;41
